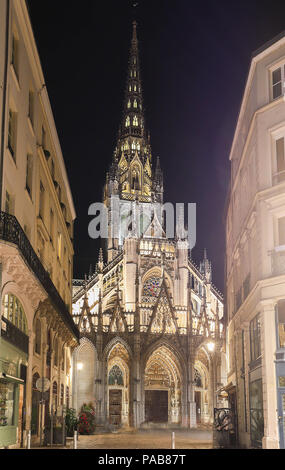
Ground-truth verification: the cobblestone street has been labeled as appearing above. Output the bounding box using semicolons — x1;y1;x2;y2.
76;429;213;449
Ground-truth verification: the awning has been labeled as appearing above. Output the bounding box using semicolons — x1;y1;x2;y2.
0;372;24;384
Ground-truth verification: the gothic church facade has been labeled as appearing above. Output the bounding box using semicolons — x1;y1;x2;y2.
72;22;226;429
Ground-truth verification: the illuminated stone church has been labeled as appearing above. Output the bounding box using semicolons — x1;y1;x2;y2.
72;22;226;429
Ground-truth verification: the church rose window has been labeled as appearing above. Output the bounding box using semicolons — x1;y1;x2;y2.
108;365;124;386
142;276;161;302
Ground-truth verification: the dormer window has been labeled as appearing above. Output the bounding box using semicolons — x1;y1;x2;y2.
272;64;285;100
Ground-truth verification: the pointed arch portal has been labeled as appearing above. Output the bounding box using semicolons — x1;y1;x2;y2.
107;342;130;427
144;345;182;424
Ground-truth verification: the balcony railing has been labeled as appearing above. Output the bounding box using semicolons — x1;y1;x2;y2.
0;211;79;341
1;317;29;354
272;249;285;276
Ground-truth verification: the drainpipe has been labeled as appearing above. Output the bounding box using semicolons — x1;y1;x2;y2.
0;0;10;210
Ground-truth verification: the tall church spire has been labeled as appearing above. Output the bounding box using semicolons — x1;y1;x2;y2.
104;21;165;261
117;20;145;143
108;21;155;205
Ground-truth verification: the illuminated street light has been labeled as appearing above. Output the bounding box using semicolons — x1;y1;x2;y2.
77;362;83;371
207;341;215;352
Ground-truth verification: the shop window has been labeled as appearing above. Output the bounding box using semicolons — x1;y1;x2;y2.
3;293;27;334
250;314;261;362
278;300;285;348
0;382;15;427
249;379;264;447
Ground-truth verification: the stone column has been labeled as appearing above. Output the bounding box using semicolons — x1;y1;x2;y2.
40;343;48;438
189;361;197;428
94;358;106;426
208;358;214;423
261;301;279;449
131;337;141;428
24;330;35;446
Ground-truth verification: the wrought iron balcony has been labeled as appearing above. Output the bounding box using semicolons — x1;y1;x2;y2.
0;211;79;341
271;249;285;276
1;317;29;354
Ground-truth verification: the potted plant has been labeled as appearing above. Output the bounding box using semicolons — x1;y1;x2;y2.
65;408;78;437
78;403;95;435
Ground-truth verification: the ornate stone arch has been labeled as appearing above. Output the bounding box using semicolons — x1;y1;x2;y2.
103;336;133;362
141;339;186;377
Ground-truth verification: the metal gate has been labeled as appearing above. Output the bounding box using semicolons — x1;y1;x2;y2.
213;408;237;448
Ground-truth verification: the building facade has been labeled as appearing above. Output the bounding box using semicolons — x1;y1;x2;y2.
225;32;285;449
0;0;79;448
72;22;226;430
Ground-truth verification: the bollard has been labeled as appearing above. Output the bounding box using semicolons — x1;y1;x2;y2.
74;430;78;449
27;430;31;449
171;431;175;450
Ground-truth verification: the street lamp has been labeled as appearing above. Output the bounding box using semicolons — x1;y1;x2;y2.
77;362;83;371
207;341;215;352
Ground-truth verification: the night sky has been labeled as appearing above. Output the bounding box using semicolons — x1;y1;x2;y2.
27;0;285;293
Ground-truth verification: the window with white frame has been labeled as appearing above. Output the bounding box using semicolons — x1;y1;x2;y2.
11;33;19;79
28;90;34;126
26;154;33;196
275;137;285;183
272;64;285;100
39;181;45;219
8;109;17;159
5;190;14;215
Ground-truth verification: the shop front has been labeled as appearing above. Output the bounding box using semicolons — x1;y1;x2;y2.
0;302;28;448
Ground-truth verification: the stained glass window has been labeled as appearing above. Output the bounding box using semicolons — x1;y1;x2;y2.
142;276;161;303
108;365;124;386
194;368;202;388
